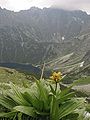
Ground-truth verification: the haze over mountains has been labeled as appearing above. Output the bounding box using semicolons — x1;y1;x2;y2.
0;7;90;66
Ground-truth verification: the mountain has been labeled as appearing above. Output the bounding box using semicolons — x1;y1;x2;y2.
0;7;90;66
82;50;90;65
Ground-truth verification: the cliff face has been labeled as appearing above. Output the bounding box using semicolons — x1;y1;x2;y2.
0;7;90;64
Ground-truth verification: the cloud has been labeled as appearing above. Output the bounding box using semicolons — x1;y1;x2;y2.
51;0;90;13
0;0;52;11
0;0;8;7
0;0;90;13
0;0;33;11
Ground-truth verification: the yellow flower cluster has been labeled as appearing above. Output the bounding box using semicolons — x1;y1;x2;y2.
50;71;62;82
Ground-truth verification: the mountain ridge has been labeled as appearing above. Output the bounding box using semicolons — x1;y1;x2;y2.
0;7;89;65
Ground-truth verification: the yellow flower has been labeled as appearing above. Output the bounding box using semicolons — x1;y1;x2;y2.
50;71;62;82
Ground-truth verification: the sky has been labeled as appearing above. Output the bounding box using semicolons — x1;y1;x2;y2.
0;0;90;14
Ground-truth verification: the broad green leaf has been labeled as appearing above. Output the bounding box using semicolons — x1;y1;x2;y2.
50;95;59;120
63;113;79;120
59;84;73;97
57;92;75;103
14;106;36;117
36;80;49;111
7;84;31;106
58;99;85;119
0;95;16;110
22;91;42;110
0;111;16;117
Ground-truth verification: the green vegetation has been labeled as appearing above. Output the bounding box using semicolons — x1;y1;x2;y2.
0;71;90;120
0;67;32;91
0;66;90;120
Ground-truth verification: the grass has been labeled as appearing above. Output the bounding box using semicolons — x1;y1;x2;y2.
0;67;33;90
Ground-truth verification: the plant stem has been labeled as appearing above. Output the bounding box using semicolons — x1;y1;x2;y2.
59;83;61;90
55;82;57;92
40;62;45;80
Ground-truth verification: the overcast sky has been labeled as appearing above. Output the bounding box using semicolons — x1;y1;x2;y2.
0;0;90;14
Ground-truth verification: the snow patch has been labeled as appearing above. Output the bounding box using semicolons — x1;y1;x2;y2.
61;36;65;40
80;61;84;67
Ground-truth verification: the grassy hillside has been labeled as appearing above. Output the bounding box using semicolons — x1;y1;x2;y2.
0;67;35;91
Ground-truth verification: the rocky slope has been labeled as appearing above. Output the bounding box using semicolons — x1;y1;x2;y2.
0;7;90;65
